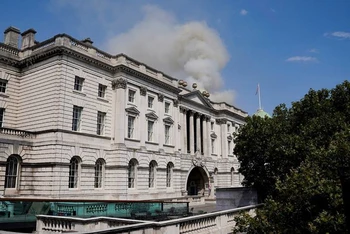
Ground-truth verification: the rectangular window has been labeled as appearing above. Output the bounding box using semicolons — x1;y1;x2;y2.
228;141;231;154
128;89;136;103
211;139;215;154
211;122;214;131
147;120;154;141
165;125;170;144
98;84;106;98
165;102;170;114
227;124;230;132
97;111;106;135
128;116;135;138
74;76;84;91
72;106;83;131
148;96;154;108
0;79;7;93
0;108;4;127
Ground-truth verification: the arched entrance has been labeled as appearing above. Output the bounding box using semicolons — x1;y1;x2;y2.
186;167;209;196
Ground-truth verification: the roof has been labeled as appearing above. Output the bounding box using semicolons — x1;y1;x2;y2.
253;109;271;118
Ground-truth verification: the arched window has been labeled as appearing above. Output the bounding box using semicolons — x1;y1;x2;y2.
148;160;157;188
94;158;105;188
166;162;174;188
231;167;235;186
128;159;138;188
69;156;81;188
5;155;21;188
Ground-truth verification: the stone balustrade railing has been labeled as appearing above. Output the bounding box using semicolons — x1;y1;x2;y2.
0;43;20;56
0;127;36;138
36;204;261;234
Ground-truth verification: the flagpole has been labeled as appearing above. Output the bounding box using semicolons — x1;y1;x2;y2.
258;84;262;110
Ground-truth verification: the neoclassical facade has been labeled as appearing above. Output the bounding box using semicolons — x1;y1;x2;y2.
0;26;247;200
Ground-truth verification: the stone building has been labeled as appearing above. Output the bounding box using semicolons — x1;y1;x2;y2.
0;26;247;200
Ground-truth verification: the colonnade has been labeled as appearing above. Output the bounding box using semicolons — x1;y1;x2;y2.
180;107;211;156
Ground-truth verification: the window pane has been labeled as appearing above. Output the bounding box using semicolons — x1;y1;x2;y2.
74;76;84;91
165;125;170;144
69;157;79;188
97;111;106;135
94;160;104;188
98;84;106;98
148;96;154;108
5;156;18;188
72;106;82;131
128;116;135;138
128;90;135;103
148;121;154;141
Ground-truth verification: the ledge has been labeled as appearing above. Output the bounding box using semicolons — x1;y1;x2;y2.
163;144;175;148
125;138;141;143
97;97;109;103
0;93;9;98
72;90;86;96
145;141;159;145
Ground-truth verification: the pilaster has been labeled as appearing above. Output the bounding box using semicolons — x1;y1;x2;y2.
189;111;194;154
112;78;127;146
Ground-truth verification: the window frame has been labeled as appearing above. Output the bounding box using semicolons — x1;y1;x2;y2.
164;124;171;145
94;159;105;188
164;102;170;114
4;155;20;189
211;138;215;154
0;108;4;128
147;120;154;142
166;162;173;188
128;89;136;103
128;159;137;189
147;96;154;109
127;115;135;139
98;84;107;98
69;156;80;189
74;76;84;92
97;111;106;135
72;105;83;131
0;79;8;93
148;161;157;188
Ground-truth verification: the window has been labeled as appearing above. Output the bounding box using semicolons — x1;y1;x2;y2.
0;79;7;93
0;108;4;127
69;157;80;188
74;76;84;91
148;96;154;108
165;124;170;144
128;89;136;103
147;120;154;141
72;106;83;131
94;159;105;188
228;141;231;154
127;116;135;138
227;124;230;132
211;139;215;154
98;84;106;98
128;159;137;188
148;161;157;188
97;111;106;135
4;155;20;188
165;102;170;114
211;122;214;131
166;163;173;187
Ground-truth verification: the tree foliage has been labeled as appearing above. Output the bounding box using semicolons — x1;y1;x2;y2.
233;81;350;233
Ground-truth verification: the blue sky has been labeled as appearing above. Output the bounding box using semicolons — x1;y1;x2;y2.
0;0;349;115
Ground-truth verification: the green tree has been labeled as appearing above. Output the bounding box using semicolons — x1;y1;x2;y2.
233;81;350;233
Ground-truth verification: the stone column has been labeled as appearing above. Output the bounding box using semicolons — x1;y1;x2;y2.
203;116;208;156
219;119;228;158
196;114;201;154
112;78;127;146
207;118;211;155
139;86;147;145
183;108;188;153
189;111;195;154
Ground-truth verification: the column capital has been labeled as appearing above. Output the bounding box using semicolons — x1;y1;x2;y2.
139;86;147;96
112;78;127;90
216;118;227;125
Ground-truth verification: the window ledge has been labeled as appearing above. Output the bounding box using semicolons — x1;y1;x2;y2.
0;93;9;98
163;144;175;148
97;97;109;103
211;154;218;156
125;138;141;143
72;90;86;96
146;141;159;145
127;102;137;107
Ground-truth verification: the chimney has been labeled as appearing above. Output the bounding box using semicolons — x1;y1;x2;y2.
21;28;36;50
4;26;20;48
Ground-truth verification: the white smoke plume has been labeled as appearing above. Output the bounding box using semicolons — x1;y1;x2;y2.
106;5;235;104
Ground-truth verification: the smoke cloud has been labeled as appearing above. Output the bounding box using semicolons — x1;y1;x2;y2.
106;5;235;104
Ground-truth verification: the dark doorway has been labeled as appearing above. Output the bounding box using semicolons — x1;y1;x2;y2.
186;167;209;196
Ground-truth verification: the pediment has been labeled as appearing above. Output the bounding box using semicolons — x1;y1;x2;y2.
145;111;158;120
125;106;140;115
163;117;174;124
181;90;213;108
